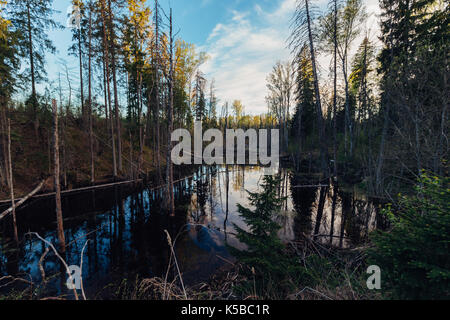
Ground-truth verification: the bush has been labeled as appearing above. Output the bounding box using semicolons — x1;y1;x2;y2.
367;172;450;299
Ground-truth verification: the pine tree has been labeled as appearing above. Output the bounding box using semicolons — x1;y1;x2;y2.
7;0;61;135
122;0;151;128
68;0;87;127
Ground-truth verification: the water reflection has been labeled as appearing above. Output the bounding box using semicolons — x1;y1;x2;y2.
0;166;384;297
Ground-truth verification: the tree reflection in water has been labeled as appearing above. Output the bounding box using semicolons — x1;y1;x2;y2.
0;165;383;297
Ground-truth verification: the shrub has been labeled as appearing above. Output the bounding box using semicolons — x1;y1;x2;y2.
367;172;450;299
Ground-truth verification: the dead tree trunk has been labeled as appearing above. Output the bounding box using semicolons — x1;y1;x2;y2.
332;0;338;179
52;99;66;253
58;74;68;188
129;130;133;179
166;8;175;216
26;1;39;138
0;179;47;220
102;59;109;132
78;26;85;129
107;0;122;173
100;0;117;178
7;119;18;244
154;0;162;184
0;156;5;188
88;8;95;183
0;103;9;188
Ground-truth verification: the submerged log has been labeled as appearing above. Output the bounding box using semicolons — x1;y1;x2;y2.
0;179;143;206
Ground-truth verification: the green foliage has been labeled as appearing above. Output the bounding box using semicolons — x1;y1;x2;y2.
0;6;20;102
232;176;286;271
7;0;61;88
368;172;450;299
230;176;304;296
291;45;316;145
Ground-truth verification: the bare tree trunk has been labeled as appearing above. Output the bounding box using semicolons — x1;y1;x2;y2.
138;126;143;174
78;26;85;128
26;1;39;138
129;130;133;179
58;74;67;188
0;179;47;221
65;64;72;117
52;99;66;253
107;0;122;173
332;0;338;179
102;59;109;132
0;103;9;189
139;94;148;175
154;0;162;184
166;8;175;216
88;8;94;183
0;157;5;188
100;0;117;178
7;119;18;244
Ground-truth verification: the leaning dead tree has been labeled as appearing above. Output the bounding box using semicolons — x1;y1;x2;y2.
0;179;47;221
52;99;66;253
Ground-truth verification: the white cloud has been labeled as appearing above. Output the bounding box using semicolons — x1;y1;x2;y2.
200;0;381;115
201;0;294;115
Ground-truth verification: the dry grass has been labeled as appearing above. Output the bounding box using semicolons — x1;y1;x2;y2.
109;235;381;301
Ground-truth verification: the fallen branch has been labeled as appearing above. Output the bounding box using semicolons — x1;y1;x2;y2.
80;240;90;300
291;286;334;300
0;275;33;288
38;247;50;283
26;232;79;300
0;179;47;221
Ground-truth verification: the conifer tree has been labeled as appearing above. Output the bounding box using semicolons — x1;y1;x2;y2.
232;176;289;278
8;0;61;135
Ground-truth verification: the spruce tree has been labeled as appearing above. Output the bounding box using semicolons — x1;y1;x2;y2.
232;175;289;278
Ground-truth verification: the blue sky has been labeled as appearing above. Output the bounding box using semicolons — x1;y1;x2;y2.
44;0;380;115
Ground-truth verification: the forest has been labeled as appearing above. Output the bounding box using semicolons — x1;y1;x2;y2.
0;0;448;301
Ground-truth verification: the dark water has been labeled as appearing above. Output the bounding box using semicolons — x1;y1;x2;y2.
0;166;385;298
